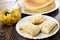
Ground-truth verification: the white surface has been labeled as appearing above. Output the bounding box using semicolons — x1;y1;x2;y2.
18;0;59;15
0;0;16;3
0;1;16;10
16;15;59;39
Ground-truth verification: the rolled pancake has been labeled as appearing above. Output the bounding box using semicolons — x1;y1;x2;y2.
19;23;40;36
29;15;46;24
39;20;58;34
25;1;55;13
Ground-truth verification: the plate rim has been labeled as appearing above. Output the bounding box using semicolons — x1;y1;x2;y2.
15;15;59;39
20;0;59;15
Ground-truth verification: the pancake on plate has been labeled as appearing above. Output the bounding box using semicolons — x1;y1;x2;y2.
19;23;41;37
39;20;58;34
23;0;55;13
29;15;46;24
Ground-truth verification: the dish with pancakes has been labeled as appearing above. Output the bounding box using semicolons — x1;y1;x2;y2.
18;0;59;15
23;0;55;12
16;15;59;39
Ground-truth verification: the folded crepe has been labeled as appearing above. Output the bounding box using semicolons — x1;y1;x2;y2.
23;0;55;13
19;23;40;36
29;15;46;24
39;20;58;34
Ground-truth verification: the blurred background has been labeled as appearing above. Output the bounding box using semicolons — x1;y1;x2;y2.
55;0;60;22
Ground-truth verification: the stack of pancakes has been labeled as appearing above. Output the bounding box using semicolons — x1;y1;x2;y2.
23;0;55;13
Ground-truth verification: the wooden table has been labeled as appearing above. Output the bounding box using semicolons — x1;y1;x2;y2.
0;8;60;40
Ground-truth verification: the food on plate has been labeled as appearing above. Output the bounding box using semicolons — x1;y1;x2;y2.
0;7;21;24
23;0;55;13
17;15;59;37
29;15;46;24
19;23;41;36
39;20;58;34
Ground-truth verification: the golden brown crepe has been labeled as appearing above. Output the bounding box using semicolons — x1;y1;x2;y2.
23;0;55;13
19;23;41;36
39;20;58;34
29;15;46;24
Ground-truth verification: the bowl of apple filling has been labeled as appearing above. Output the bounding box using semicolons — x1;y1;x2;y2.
0;0;21;25
0;7;21;25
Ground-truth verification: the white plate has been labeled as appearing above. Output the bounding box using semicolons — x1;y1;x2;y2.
16;15;59;39
18;0;59;15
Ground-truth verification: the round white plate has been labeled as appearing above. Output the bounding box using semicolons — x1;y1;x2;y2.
16;15;59;39
18;0;59;15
